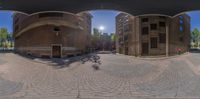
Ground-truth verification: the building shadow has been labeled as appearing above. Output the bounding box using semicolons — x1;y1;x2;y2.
18;52;97;68
0;50;14;53
12;51;101;69
54;53;101;69
52;56;82;69
189;48;200;53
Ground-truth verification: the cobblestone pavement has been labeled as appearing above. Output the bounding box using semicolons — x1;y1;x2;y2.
0;53;200;99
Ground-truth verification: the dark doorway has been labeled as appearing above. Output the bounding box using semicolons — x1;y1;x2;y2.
142;43;149;55
52;45;61;58
125;47;128;55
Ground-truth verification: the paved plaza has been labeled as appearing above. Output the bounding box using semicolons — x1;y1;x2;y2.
0;52;200;99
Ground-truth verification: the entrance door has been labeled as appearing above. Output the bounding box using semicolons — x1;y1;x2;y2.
142;43;149;55
52;45;61;58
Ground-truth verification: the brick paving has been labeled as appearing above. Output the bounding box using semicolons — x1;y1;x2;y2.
0;53;200;99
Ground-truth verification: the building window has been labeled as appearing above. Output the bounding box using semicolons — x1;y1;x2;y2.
150;24;157;30
142;27;149;35
54;27;60;32
39;12;63;18
142;18;148;22
15;25;19;31
179;16;184;20
159;33;166;43
159;22;166;27
180;26;183;32
180;20;184;24
124;25;131;32
124;34;128;41
179;16;184;32
151;37;158;48
179;37;183;42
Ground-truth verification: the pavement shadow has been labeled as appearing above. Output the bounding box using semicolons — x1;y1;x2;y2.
54;53;101;69
52;56;83;69
0;50;14;54
0;76;23;96
189;49;200;53
14;52;101;69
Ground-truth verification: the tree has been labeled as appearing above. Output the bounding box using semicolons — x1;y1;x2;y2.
0;28;9;48
91;28;101;50
111;33;117;42
191;28;200;48
110;33;117;50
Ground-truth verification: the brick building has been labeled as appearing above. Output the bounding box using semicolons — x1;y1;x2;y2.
13;12;92;58
116;13;190;56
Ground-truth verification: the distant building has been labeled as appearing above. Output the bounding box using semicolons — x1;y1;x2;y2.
100;33;112;51
116;13;190;56
13;12;92;58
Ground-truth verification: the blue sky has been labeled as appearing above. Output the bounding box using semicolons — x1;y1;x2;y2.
90;10;119;33
0;10;200;33
187;11;200;31
0;11;13;33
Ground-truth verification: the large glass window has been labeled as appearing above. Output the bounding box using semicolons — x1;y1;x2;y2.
151;37;158;48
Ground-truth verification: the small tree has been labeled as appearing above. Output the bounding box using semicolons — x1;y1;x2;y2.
191;28;200;48
91;28;101;50
0;28;9;49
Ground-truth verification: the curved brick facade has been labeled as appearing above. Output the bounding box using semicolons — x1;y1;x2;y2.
13;12;92;58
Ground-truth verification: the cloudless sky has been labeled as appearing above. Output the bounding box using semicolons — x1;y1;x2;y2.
0;11;13;33
90;10;119;34
0;10;200;34
187;11;200;31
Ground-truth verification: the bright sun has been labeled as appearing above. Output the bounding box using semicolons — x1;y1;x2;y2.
99;26;105;31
